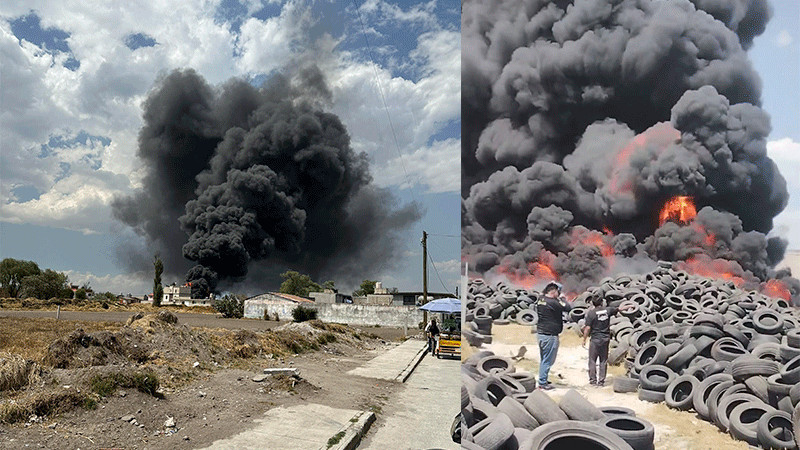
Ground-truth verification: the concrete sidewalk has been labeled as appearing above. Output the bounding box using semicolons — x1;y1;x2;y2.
347;339;428;381
199;404;372;450
357;354;461;449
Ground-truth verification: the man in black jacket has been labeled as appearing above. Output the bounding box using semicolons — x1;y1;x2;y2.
536;282;571;390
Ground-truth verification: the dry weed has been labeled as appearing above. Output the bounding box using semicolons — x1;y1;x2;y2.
0;353;41;391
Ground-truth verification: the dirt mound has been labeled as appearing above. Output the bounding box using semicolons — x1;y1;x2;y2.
43;313;212;370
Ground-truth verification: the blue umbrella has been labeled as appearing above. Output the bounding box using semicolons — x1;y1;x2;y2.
418;297;461;313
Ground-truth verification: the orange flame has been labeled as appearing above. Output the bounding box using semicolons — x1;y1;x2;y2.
762;279;791;301
659;196;697;226
495;250;559;290
677;256;746;286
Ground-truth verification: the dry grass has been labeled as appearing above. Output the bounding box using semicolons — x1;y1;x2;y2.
0;353;41;392
0;297;216;314
0;317;122;362
0;388;93;424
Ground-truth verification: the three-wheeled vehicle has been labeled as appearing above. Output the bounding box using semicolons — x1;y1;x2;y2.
420;297;461;359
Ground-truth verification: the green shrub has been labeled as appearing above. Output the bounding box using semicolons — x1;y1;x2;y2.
292;305;317;322
214;294;245;318
89;371;161;398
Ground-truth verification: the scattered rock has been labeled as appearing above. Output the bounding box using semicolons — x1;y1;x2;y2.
118;391;127;397
121;415;135;423
251;375;268;383
164;416;176;428
198;391;206;398
47;423;56;429
183;435;190;441
193;361;200;368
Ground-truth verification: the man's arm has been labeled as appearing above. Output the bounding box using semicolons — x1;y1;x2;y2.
582;325;590;347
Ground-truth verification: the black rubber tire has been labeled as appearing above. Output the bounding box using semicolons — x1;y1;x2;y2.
497;396;539;430
787;328;800;349
635;342;668;371
729;401;776;446
781;354;800;384
710;339;748;362
450;413;461;443
665;345;699;372
638;388;666;403
613;376;640;393
522;390;569;424
689;325;724;340
702;380;735;421
506;371;537;393
782;345;800;364
639;365;676;392
478;355;516;377
609;342;630;365
730;355;780;382
768;373;794;408
790;382;800;406
693;373;733;419
715;393;762;432
557;389;605;422
599;406;636;417
751;342;782;360
519;420;634;450
744;376;771;404
709;383;748;429
516;309;538;326
756;410;797;450
599;416;655;450
474;375;514;406
664;374;699;411
752;309;784;335
470;413;515;450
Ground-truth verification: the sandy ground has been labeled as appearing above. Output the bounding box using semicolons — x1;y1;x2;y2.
465;323;750;450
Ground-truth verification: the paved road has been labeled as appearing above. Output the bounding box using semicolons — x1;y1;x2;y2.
347;339;427;381
358;353;460;450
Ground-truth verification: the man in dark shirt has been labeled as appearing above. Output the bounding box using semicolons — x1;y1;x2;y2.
582;296;634;386
536;282;571;390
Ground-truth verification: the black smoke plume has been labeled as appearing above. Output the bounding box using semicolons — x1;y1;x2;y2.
462;0;797;303
114;67;420;292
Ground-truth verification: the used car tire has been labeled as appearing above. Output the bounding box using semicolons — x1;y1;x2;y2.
614;376;639;393
715;393;761;432
497;396;539;430
522;390;569;424
728;401;776;446
519;420;633;450
599;416;655;450
638;388;666;403
639;365;676;392
558;389;605;422
665;375;699;411
756;410;796;450
470;413;515;450
693;373;734;419
599;406;636;417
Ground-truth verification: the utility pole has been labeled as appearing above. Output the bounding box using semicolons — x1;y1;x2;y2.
422;230;428;305
422;230;428;328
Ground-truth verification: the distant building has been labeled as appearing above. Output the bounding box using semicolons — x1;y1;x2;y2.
141;282;212;307
69;284;94;297
352;281;455;306
310;289;352;304
243;292;314;320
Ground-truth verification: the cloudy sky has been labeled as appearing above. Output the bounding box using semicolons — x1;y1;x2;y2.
0;0;461;296
752;1;800;261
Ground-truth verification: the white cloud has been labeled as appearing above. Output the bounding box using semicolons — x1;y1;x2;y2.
63;269;151;296
374;137;460;193
236;0;313;75
776;29;794;48
768;138;800;251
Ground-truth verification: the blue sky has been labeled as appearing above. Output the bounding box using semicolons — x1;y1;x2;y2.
750;0;800;257
0;0;461;295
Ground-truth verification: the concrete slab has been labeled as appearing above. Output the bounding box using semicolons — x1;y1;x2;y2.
358;353;461;450
199;404;370;450
347;339;428;381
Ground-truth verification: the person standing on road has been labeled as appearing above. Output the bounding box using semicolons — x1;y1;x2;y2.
425;318;440;356
582;296;635;386
536;282;571;390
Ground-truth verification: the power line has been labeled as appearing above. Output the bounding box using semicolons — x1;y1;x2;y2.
427;233;460;238
351;0;418;204
428;252;450;293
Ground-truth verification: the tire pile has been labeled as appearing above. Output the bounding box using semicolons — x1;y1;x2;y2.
590;266;800;448
461;350;655;450
463;278;541;348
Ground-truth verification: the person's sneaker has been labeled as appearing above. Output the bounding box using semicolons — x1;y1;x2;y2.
538;383;555;391
589;380;597;386
597;381;605;387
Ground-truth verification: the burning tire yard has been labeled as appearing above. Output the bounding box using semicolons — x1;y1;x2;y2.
461;0;799;449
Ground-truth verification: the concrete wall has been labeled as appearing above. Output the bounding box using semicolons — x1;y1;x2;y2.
244;299;300;321
243;299;424;328
361;294;393;306
310;292;336;304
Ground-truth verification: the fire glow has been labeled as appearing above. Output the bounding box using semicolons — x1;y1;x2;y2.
659;196;697;226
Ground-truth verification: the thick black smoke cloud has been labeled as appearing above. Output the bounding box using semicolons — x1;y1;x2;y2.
462;0;797;302
114;67;420;291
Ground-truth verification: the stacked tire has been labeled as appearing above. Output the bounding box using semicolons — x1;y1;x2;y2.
591;266;800;448
461;350;656;450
